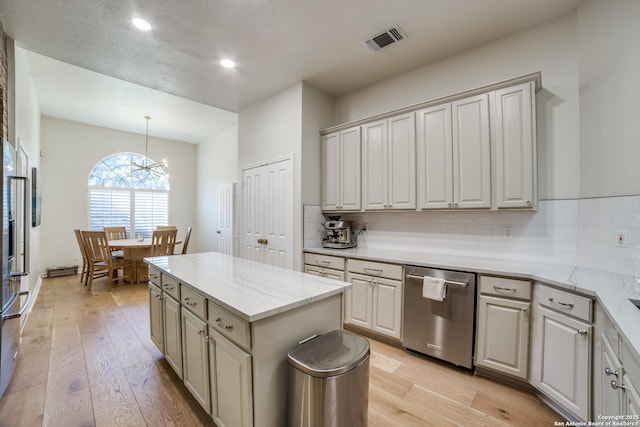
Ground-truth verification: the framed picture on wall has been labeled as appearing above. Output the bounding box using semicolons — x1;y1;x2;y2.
32;166;41;227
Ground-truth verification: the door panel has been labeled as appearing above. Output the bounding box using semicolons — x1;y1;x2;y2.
218;183;235;256
242;158;293;269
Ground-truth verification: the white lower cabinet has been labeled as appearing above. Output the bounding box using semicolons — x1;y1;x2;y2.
531;285;593;421
344;259;403;340
625;373;640;416
476;295;530;379
602;334;624;416
182;308;211;413
209;328;253;427
475;276;531;380
164;294;183;378
149;283;164;352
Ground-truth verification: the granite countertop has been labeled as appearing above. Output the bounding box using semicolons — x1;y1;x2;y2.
304;246;640;358
145;252;350;322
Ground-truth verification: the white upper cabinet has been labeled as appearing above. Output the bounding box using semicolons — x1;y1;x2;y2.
362;113;416;210
322;126;361;211
452;94;491;209
322;76;539;212
416;94;491;210
492;81;536;209
416;104;453;209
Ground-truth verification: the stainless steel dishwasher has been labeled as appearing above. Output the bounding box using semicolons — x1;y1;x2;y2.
402;266;476;369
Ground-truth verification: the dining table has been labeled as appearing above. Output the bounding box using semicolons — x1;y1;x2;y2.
108;238;181;283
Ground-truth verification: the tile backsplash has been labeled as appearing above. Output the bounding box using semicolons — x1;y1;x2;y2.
304;195;640;278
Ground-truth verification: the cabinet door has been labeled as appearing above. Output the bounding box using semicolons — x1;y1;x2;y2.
321;132;341;210
532;305;591;420
362;120;388;210
475;295;529;379
388;113;416;209
452;94;491;209
340;127;362;210
344;273;373;329
149;285;164;352
416;104;453;209
493;82;535;209
624;374;640;417
164;295;183;379
181;308;210;413
371;277;403;339
599;334;623;417
209;328;253;427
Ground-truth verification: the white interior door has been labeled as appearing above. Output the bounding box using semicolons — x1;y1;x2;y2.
218;183;235;256
242;158;293;269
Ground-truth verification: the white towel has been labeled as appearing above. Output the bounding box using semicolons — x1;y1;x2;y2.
422;276;446;301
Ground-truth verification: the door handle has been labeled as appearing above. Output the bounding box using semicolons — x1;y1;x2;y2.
257;238;268;245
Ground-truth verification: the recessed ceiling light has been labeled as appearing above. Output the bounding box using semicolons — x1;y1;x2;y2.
132;18;151;31
220;59;236;68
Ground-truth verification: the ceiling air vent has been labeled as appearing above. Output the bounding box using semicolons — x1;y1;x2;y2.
364;26;407;52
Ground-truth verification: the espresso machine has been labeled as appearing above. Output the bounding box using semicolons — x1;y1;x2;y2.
322;216;357;249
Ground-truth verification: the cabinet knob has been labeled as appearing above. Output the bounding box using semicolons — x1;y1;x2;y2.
611;379;627;391
257;238;268;245
605;367;619;377
577;329;588;336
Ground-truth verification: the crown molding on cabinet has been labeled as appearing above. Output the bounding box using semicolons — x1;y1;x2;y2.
320;72;542;136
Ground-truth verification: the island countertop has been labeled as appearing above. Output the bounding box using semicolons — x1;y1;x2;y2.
145;252;350;322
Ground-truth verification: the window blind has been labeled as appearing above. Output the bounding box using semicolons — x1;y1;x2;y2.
134;191;169;237
89;188;168;237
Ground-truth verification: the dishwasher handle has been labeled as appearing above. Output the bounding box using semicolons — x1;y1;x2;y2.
405;273;468;287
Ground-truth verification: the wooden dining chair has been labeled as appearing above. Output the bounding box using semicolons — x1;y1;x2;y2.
181;227;192;255
82;230;132;291
156;225;177;230
104;226;127;240
150;228;178;256
74;229;90;285
104;226;127;258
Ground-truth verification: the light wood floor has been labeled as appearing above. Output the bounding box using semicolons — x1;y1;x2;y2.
0;274;562;426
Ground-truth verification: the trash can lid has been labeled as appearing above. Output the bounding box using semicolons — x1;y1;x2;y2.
287;329;370;378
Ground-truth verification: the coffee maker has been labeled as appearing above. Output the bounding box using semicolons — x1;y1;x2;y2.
322;216;357;249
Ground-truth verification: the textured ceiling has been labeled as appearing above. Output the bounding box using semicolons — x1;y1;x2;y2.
0;0;584;142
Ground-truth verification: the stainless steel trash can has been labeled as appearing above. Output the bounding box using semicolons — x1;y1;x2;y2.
288;329;370;427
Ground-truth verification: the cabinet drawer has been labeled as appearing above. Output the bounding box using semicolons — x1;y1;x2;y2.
208;301;251;351
479;276;531;300
305;265;345;281
149;267;161;286
537;284;592;322
181;285;206;320
162;274;180;301
304;253;345;270
347;259;403;280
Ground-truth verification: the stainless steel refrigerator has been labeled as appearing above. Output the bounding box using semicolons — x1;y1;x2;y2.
0;139;31;398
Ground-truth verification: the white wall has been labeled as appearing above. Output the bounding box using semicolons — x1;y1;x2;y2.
40;117;197;271
14;46;41;294
578;0;640;198
195;123;238;253
334;12;580;201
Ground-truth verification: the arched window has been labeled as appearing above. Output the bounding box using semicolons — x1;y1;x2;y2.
88;152;169;237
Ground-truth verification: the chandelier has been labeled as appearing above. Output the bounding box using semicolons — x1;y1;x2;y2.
130;115;168;177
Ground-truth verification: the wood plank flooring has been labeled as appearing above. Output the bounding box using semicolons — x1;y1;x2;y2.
0;274;562;426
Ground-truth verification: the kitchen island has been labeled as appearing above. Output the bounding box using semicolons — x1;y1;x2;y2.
145;252;350;427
